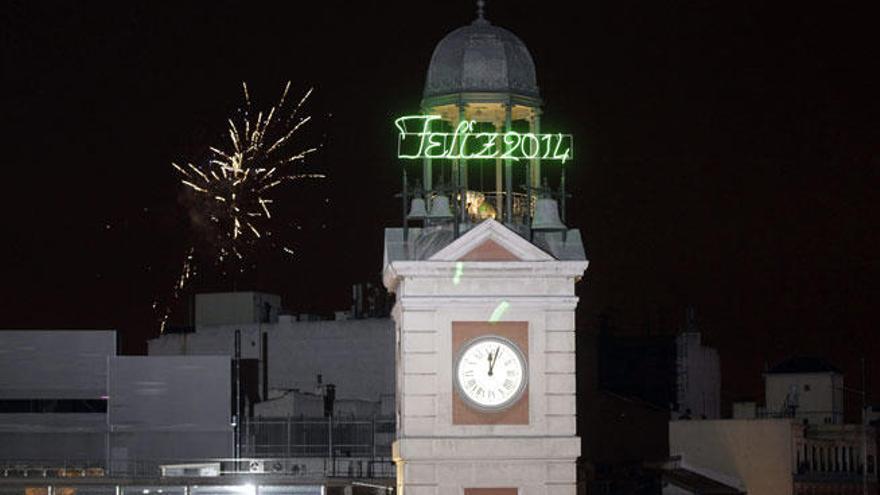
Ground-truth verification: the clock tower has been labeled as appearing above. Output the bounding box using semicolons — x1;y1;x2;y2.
383;6;588;495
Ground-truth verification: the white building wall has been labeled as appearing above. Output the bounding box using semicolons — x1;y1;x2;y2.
148;327;262;360
765;372;842;424
148;317;395;406
0;330;116;399
0;330;115;462
0;332;232;467
669;419;794;495
0;414;107;461
394;297;581;495
254;390;382;418
394;303;578;440
195;292;281;327
109;356;232;464
676;332;721;419
267;318;394;403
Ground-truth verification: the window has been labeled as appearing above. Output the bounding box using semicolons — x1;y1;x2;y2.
0;399;107;413
804;384;811;391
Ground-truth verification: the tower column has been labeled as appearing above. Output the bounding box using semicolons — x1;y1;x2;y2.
531;111;541;188
459;105;468;222
495;119;503;220
423;157;432;192
504;104;513;224
422;106;432;192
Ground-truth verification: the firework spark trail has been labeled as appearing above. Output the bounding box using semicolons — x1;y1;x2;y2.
156;247;195;334
157;82;323;333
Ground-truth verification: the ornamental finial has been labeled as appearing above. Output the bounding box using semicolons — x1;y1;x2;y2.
476;0;487;22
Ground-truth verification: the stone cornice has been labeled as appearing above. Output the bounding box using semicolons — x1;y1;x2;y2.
396;296;579;311
393;436;580;461
384;260;589;293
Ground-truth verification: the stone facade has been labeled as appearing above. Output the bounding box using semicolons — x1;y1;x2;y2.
384;220;588;495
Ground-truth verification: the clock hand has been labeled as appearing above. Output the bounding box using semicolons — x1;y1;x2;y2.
487;352;494;376
488;346;500;375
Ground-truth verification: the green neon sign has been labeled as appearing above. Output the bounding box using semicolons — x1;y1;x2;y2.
395;115;572;163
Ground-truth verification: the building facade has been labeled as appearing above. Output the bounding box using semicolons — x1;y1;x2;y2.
149;305;395;409
384;220;587;495
148;292;396;462
675;332;721;420
669;418;878;495
763;357;844;425
670;357;878;495
0;330;231;474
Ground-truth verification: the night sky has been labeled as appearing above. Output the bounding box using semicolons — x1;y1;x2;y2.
1;2;877;410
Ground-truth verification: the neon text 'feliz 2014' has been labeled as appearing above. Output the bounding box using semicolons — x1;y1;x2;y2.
395;115;573;163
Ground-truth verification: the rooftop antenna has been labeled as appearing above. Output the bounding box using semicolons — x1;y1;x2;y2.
476;0;488;23
685;306;697;333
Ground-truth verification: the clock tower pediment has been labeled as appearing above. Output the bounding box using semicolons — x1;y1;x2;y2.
428;219;556;262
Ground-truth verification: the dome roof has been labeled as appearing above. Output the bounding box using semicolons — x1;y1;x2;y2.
422;17;540;106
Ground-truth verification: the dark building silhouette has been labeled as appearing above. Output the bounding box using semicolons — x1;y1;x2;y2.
598;332;678;412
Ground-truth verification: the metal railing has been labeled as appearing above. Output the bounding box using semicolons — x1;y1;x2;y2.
0;457;395;480
0;418;396;480
756;409;845;424
242;417;395;458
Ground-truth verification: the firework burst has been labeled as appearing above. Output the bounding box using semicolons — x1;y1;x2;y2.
158;82;322;333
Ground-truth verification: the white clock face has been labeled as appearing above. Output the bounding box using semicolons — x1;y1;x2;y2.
455;335;527;410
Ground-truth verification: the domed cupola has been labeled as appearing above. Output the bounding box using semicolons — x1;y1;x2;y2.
422;5;541;109
395;1;572;238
